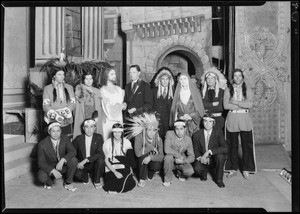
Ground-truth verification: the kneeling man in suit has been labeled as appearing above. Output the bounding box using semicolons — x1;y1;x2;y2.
192;114;228;188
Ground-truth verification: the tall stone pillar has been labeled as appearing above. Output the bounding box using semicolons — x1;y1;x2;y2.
35;7;65;66
82;7;104;61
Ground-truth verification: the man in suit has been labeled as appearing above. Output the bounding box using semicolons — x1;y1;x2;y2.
37;122;78;191
124;64;153;120
192;113;228;188
72;118;105;189
162;120;195;187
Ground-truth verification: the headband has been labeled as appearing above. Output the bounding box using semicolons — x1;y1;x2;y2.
48;122;61;132
205;72;217;78
203;116;215;122
84;119;96;126
174;121;186;127
112;128;124;132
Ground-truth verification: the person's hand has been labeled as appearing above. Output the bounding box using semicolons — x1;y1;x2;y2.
114;171;123;179
77;159;88;169
183;114;192;120
212;101;219;106
142;156;151;165
175;156;184;164
152;147;158;155
52;169;62;179
122;102;127;110
55;159;66;171
128;108;137;114
200;156;208;164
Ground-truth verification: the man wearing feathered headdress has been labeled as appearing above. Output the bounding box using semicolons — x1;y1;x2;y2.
200;66;227;131
125;112;164;188
151;67;175;141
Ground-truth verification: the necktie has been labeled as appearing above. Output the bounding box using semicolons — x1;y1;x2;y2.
55;143;60;161
205;131;210;152
163;88;167;98
131;82;137;94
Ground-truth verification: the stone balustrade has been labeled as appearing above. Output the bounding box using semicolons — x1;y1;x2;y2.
136;15;203;39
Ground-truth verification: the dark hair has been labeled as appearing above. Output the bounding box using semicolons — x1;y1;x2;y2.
100;67;117;87
82;70;95;85
111;123;125;160
229;69;247;100
129;64;141;72
202;113;216;125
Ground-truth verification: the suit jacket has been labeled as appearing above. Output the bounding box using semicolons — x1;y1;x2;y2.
192;128;228;159
38;135;77;174
164;130;195;163
124;79;153;117
72;133;105;163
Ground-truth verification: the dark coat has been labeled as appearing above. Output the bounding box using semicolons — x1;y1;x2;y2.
72;133;105;163
124;79;153;118
192;128;228;159
37;135;77;174
152;87;173;140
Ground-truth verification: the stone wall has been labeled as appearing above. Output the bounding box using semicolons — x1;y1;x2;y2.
235;2;291;150
121;7;212;83
3;8;30;109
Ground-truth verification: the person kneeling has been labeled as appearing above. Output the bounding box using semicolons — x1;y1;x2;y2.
37;122;78;191
72;118;105;189
192;114;228;188
163;120;195;187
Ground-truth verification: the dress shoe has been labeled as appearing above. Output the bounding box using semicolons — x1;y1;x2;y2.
216;181;225;188
200;176;207;181
243;171;250;180
226;170;237;178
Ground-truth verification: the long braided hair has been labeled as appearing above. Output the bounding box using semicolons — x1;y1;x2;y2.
229;69;247;100
110;123;125;161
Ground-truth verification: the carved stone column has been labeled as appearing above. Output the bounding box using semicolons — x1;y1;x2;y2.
35;7;65;66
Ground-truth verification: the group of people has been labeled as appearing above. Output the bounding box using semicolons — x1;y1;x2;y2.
37;64;257;194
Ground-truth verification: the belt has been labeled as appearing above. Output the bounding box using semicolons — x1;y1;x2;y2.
211;113;222;117
230;109;249;113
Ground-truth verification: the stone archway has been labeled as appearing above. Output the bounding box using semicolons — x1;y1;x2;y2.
144;35;211;82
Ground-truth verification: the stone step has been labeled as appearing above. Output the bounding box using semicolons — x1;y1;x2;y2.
3;135;25;148
4;143;36;164
5;156;37;182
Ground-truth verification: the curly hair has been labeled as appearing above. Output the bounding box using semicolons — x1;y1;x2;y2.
81;70;96;86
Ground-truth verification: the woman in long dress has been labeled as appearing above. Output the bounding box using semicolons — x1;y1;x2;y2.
169;73;205;137
73;71;102;139
102;123;136;193
99;68;126;141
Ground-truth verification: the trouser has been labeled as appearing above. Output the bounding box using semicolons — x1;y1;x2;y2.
74;158;105;183
163;154;194;182
225;130;256;172
193;153;226;182
38;157;78;186
137;154;162;180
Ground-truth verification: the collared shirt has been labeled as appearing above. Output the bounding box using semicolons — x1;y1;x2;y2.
233;84;243;101
204;129;212;152
50;138;60;150
131;78;139;88
85;135;93;158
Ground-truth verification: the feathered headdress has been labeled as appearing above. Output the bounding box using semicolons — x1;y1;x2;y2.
125;112;159;155
200;67;227;98
153;67;175;99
